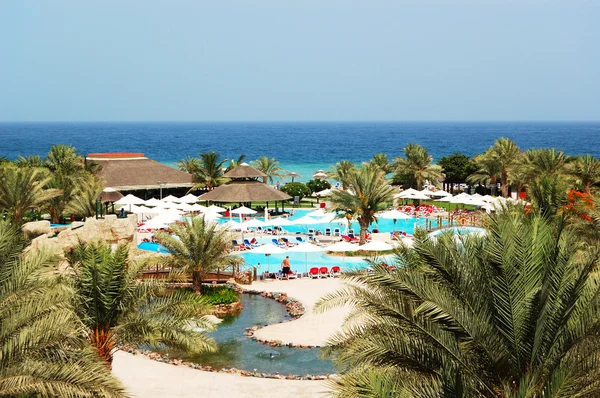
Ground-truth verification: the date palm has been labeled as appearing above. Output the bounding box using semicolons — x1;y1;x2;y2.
329;167;395;244
155;216;242;293
328;160;357;190
369;153;391;174
568;154;600;194
66;177;104;218
0;221;125;397
467;152;501;196
489;138;521;197
251;156;284;184
0;167;61;224
393;143;443;190
317;210;600;397
189;151;229;190
176;156;202;183
66;240;216;366
522;148;567;182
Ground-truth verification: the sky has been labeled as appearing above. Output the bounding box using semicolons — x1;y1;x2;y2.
1;1;598;122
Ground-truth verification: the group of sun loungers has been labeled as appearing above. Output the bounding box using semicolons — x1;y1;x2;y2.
308;266;341;278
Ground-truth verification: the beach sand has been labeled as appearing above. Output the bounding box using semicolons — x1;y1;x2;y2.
112;277;349;397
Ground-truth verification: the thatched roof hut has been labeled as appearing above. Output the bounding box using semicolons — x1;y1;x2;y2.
87;153;193;191
198;164;290;203
97;187;124;202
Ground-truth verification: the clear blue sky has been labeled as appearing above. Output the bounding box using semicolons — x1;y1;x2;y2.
1;1;598;122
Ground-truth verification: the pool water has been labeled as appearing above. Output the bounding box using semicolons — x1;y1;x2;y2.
159;293;335;375
137;242;169;253
220;208;442;235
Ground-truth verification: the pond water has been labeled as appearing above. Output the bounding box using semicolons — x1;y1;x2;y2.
158;293;335;376
427;226;486;237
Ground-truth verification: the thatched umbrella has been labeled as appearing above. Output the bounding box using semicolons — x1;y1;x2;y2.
97;187;124;202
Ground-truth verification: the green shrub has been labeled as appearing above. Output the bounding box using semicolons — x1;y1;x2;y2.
200;285;239;305
306;179;331;194
280;182;311;200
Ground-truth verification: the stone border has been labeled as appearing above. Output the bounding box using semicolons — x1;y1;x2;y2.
120;347;331;380
120;284;334;379
229;283;325;349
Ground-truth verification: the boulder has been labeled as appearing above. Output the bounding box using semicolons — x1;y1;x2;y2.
22;220;52;239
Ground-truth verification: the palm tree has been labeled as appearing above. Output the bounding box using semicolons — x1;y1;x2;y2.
176;156;202;182
489;138;521;197
0;167;61;224
16;154;44;168
568;154;600;194
0;221;125;397
316;210;600;397
45;144;83;175
393;143;443;190
369;153;391;174
522;148;567;181
225;153;247;172
66;177;104;218
467;152;501;195
155;216;243;292
190;151;229;190
66;240;216;366
251;156;284;184
328;167;395;244
328;160;357;190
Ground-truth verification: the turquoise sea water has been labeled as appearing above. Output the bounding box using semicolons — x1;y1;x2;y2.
1;122;599;182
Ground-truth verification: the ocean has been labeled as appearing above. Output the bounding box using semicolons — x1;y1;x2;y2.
1;122;598;182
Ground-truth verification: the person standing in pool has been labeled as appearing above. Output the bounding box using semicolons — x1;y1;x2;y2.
281;256;291;280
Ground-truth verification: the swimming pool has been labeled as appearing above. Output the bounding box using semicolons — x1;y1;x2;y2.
137;242;169;253
427;226;486;237
220;208;442;235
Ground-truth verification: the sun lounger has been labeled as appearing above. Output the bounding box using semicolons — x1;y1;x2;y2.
232;240;246;250
309;267;320;279
329;266;341;277
333;228;341;236
281;237;295;247
272;238;286;248
319;266;330;278
296;236;306;243
324;228;331;236
244;239;259;249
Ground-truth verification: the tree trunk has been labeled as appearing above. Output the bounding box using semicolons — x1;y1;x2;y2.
359;219;368;245
90;326;116;368
192;269;202;293
491;176;497;196
501;169;508;197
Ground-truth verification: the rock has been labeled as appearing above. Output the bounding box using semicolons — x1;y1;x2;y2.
22;220;52;239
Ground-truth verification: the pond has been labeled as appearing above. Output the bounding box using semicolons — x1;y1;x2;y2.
157;293;335;376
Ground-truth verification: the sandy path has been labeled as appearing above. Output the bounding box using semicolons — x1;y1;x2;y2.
241;277;349;347
112;351;331;398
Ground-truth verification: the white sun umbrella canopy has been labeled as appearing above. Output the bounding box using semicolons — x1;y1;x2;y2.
144;197;163;207
244;218;266;228
248;243;287;272
175;202;195;212
429;190;452;197
326;240;357;267
420;188;437;196
269;217;293;227
207;204;226;213
380;209;412;220
220;220;246;231
394;188;420;199
312;172;328;179
307;208;327;217
287;241;325;273
291;215;321;225
189;203;208;212
115;194;146;205
231;206;257;215
315;188;333;197
402;192;431;200
359;240;394;251
481;195;496;203
436;195;455;203
161;195;180;203
178;193;199;203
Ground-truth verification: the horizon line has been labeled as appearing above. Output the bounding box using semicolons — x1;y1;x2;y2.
1;120;599;124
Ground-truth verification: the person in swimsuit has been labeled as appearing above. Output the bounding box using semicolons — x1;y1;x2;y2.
281;256;291;280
